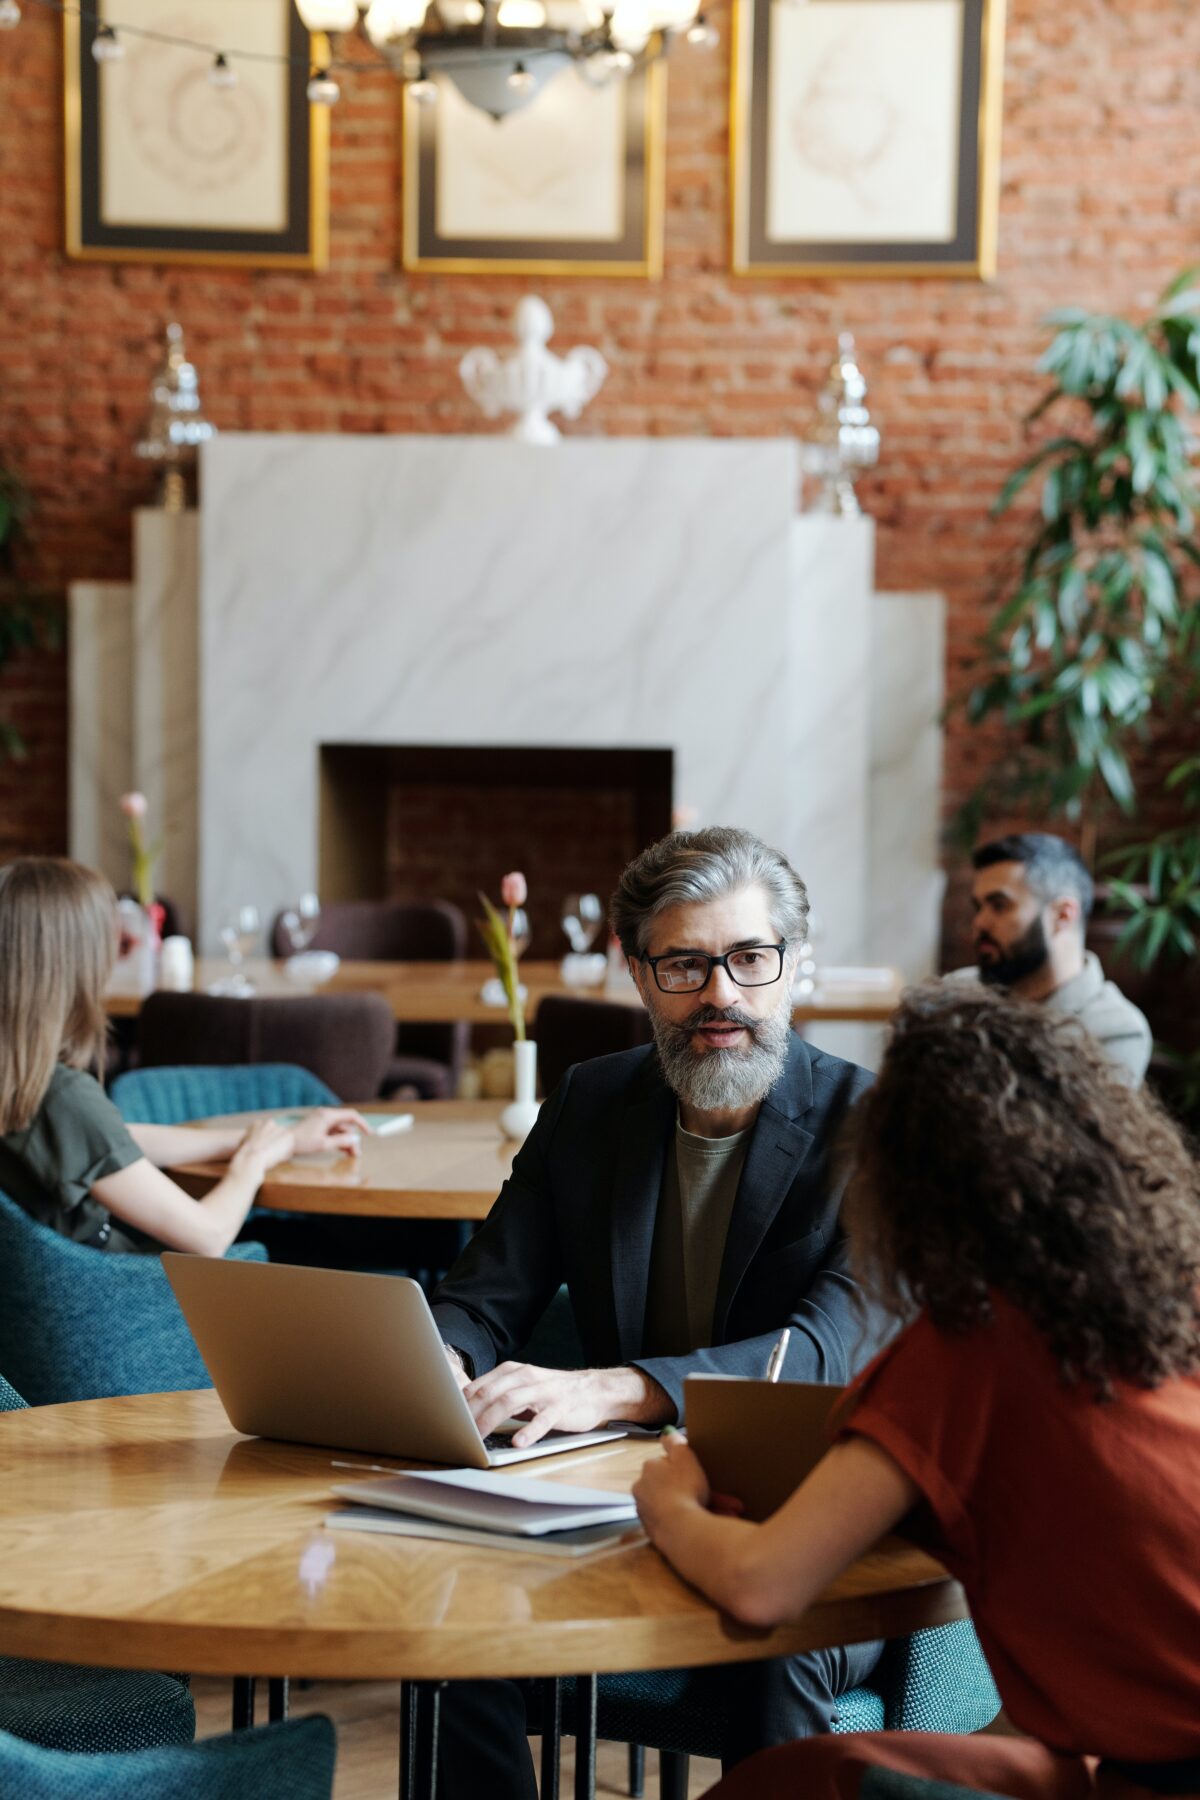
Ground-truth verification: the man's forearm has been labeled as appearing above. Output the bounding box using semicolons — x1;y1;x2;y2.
598;1365;674;1427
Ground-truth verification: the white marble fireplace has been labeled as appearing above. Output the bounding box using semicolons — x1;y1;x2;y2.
69;432;945;1051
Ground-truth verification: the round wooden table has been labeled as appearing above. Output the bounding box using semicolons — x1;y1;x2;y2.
171;1100;514;1220
0;1390;965;1683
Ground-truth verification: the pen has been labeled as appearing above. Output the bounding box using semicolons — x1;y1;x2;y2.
764;1327;791;1383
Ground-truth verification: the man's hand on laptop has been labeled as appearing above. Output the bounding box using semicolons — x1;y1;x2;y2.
444;1345;470;1391
463;1362;673;1449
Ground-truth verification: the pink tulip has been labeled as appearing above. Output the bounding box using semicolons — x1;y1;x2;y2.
119;792;148;820
500;871;527;907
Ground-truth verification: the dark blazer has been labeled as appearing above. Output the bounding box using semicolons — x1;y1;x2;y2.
431;1032;890;1419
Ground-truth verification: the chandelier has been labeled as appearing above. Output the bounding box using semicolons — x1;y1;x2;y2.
295;0;717;120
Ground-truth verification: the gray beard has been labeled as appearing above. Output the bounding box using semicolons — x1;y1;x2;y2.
649;995;793;1114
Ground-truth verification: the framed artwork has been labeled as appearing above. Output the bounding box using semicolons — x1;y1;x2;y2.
731;0;1005;278
64;0;329;269
402;61;665;277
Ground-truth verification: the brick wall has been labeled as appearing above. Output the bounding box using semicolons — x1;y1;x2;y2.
1;0;1198;948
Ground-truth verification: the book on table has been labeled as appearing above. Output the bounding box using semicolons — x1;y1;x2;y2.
327;1466;643;1558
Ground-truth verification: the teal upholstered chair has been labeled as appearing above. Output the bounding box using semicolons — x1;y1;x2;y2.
0;1375;195;1756
0;1188;266;1404
524;1292;1001;1798
0;1716;336;1799
110;1064;338;1126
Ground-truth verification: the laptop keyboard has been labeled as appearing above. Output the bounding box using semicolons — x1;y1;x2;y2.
483;1429;570;1450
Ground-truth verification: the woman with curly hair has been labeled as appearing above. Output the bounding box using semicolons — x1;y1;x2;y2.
634;980;1200;1800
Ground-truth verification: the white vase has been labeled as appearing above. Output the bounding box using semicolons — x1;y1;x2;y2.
500;1039;541;1142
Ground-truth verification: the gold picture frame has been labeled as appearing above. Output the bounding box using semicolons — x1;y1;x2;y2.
402;60;665;277
731;0;1005;279
64;2;329;270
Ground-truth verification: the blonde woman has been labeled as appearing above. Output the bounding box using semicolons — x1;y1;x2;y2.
0;858;365;1256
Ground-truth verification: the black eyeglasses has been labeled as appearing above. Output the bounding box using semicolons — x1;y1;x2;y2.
641;941;787;995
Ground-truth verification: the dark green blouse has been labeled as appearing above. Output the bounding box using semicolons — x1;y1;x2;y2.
0;1064;145;1252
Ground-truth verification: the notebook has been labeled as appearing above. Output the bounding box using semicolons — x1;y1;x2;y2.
327;1466;643;1557
330;1467;639;1535
683;1375;845;1521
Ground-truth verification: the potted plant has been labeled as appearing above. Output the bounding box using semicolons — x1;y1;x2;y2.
478;872;540;1141
958;270;1200;1116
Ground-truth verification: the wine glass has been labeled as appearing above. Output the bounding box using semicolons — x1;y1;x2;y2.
279;891;321;957
215;904;260;995
792;909;822;999
561;892;603;954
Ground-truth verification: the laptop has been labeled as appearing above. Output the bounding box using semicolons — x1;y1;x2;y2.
683;1374;845;1521
163;1256;628;1467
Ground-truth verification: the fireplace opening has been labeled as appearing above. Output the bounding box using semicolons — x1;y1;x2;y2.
319;744;674;957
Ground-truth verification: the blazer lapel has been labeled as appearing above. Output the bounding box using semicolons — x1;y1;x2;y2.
609;1063;675;1363
712;1035;816;1339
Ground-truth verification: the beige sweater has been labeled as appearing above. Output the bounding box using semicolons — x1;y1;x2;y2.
948;951;1152;1085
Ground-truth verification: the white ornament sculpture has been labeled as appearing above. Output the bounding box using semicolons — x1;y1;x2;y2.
459;297;607;445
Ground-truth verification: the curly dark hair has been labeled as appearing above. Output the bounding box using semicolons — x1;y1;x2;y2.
844;980;1200;1396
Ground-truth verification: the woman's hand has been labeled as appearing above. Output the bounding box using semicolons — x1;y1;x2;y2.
289;1107;369;1157
633;1434;711;1542
232;1118;298;1175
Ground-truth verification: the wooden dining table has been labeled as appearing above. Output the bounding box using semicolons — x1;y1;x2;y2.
172;1099;514;1220
0;1390;967;1794
105;957;905;1027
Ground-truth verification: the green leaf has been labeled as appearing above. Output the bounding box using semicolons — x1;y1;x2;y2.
1096;742;1136;810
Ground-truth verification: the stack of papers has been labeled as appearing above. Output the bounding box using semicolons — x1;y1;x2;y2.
327;1467;642;1558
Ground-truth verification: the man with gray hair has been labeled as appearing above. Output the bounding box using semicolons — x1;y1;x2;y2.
430;826;889;1796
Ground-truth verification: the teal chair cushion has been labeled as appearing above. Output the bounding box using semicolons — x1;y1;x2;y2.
0;1661;194;1759
563;1670;885;1754
877;1620;1001;1730
582;1621;996;1760
0;1716;336;1799
0;1188;266;1404
110;1064;337;1126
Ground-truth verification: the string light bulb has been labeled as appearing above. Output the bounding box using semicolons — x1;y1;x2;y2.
408;67;437;103
208;52;237;89
294;0;357;26
506;59;535;92
497;0;546;24
91;24;125;61
306;66;341;103
0;1;20;30
685;11;718;44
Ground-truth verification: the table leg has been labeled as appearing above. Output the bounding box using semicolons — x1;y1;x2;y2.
231;1676;256;1731
268;1677;289;1721
574;1674;597;1800
399;1679;444;1800
539;1678;562;1800
399;1680;417;1800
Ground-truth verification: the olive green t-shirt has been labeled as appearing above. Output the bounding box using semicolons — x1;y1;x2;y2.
643;1115;750;1357
0;1064;145;1252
